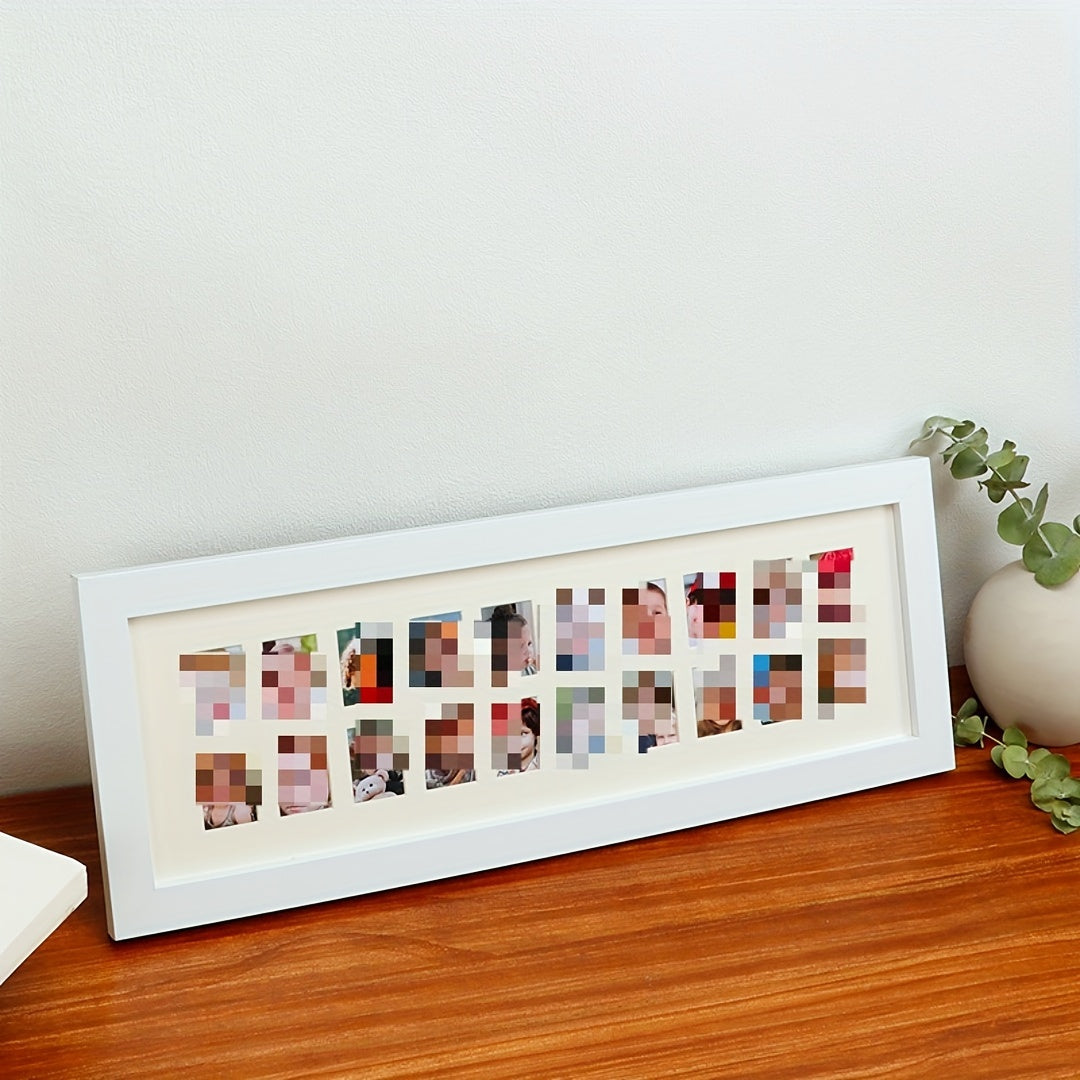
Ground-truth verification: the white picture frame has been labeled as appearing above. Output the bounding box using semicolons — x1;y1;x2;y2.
75;456;952;940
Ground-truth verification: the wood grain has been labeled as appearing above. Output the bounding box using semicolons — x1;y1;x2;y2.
2;669;1079;1079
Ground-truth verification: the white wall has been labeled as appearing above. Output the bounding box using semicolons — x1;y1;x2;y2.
2;1;1077;796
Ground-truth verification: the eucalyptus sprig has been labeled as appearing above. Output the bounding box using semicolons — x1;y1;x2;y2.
954;697;1080;834
911;416;1080;586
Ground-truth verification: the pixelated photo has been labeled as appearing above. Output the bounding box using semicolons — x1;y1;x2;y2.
261;635;327;721
818;638;867;719
623;671;678;752
180;646;245;735
476;601;538;687
493;698;540;774
338;622;393;705
195;752;261;829
278;735;331;815
812;548;858;623
621;580;671;656
753;559;803;639
683;572;737;644
409;611;473;688
555;686;605;768
425;703;476;788
555;588;605;671
348;720;408;801
753;654;802;723
694;660;742;737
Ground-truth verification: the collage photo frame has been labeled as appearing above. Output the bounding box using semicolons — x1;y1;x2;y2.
75;457;953;939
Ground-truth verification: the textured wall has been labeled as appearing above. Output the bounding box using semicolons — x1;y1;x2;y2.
2;2;1077;795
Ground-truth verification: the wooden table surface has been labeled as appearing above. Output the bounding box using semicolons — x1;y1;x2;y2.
2;669;1079;1079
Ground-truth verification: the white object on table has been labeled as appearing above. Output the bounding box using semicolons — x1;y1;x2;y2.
0;832;87;985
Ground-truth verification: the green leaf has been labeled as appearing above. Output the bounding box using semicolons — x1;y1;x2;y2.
1001;744;1030;778
909;415;962;449
1037;797;1071;818
1033;482;1050;522
997;498;1040;545
1032;753;1071;782
1073;515;1080;534
982;454;1031;503
1022;521;1080;586
1022;533;1047;574
953;714;985;746
1032;778;1071;807
1051;816;1079;835
999;454;1030;483
941;424;987;463
950;447;988;479
990;744;1005;768
1035;531;1080;587
1002;727;1028;748
985;442;1017;471
955;697;979;721
1025;747;1051;778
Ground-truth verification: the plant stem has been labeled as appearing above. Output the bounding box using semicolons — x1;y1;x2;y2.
949;433;1057;554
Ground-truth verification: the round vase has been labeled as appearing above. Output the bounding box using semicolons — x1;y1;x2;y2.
963;560;1080;747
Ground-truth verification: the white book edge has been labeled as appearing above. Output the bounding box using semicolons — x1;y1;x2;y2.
0;832;88;985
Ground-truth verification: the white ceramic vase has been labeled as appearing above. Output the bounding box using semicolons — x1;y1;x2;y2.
964;561;1080;747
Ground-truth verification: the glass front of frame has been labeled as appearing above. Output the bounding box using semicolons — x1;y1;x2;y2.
132;504;909;886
